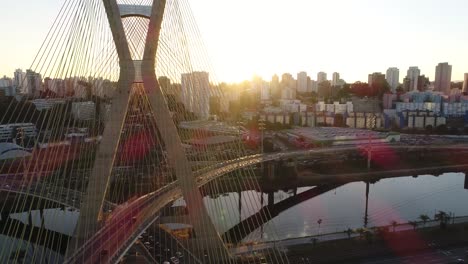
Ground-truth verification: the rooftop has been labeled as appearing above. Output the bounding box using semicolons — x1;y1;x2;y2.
179;120;240;134
287;127;399;145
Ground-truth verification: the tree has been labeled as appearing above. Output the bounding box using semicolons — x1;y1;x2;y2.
435;211;449;229
350;82;371;97
409;221;418;230
364;230;373;244
419;214;430;227
390;220;398;232
317;219;323;235
317;81;332;98
355;228;366;239
209;96;221;115
336;85;351;100
374;226;390;240
345;228;353;239
374;80;391;100
425;125;433;134
436;124;448;134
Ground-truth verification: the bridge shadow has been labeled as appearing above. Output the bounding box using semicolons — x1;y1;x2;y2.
0;214;70;255
222;184;342;244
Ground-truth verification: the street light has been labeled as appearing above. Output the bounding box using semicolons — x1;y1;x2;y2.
258;119;266;171
367;133;373;170
237;121;245;157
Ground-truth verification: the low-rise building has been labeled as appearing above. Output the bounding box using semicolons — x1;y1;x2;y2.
0;123;37;142
286;127;400;146
72;101;96;121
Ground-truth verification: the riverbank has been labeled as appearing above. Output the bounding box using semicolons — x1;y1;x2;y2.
283;219;468;263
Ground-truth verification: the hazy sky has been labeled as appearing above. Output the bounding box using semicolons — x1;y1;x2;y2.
1;0;467;83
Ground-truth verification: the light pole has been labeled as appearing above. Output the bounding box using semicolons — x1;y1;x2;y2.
237;121;245;157
367;133;372;170
317;218;323;236
259;119;266;171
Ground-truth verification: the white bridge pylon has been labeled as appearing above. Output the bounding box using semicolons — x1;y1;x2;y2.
67;1;232;262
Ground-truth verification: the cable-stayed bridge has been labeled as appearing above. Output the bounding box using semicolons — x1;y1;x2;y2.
3;1;468;263
0;0;291;263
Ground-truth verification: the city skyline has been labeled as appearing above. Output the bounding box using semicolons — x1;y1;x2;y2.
1;0;468;84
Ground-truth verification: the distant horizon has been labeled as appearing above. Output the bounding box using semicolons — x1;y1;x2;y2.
0;0;467;83
2;67;465;85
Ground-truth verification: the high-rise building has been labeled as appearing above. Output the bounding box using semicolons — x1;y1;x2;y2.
317;72;327;84
181;71;210;119
332;72;340;86
309;80;318;93
434;62;452;95
270;74;280;99
0;76;12;88
463;73;468;93
44;78;66;97
281;73;296;99
0;76;14;97
406;67;420;92
260;82;271;101
368;72;386;94
14;69;26;93
297;71;308;93
417;75;430;91
24;70;42;96
386;67;399;93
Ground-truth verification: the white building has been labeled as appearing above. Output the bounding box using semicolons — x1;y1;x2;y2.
0;76;15;96
44;78;66;96
463;73;468;93
386;67;399;93
23;70;42;96
181;71;210;120
317;72;327;83
0;76;12;88
14;69;26;93
309;80;318;93
31;98;67;111
260;82;271;101
406;67;420;92
297;72;308;93
281;86;295;100
434;62;452;95
0;123;37;142
72;101;96;121
332;72;340;86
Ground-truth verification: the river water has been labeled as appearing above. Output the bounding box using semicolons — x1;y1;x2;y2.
202;172;468;243
1;172;467;260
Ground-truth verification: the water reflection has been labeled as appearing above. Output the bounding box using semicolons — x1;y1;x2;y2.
203;172;468;243
0;207;78;262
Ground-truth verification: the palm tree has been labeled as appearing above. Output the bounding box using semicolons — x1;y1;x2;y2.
355;228;366;239
317;219;323;236
390;220;398;232
435;211;448;229
419;214;430;227
374;226;389;239
409;221;418;230
345;228;353;239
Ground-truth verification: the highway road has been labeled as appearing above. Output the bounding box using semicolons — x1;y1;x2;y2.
67;144;468;262
363;246;468;264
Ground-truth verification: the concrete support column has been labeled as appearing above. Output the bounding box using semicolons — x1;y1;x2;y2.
68;0;135;257
142;1;231;262
266;161;275;181
28;211;33;226
364;182;370;227
238;191;242;223
40;209;45;228
268;192;274;207
464;173;468;190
